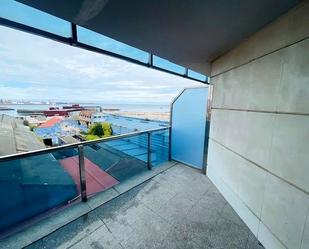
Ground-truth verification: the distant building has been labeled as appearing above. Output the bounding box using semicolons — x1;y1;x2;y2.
35;118;87;146
24;115;46;126
78;110;96;127
0;114;45;156
91;112;107;124
43;108;83;117
39;116;63;128
58;135;79;145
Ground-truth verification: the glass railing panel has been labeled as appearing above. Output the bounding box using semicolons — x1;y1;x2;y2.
0;128;170;233
77;26;149;63
153;55;186;75
0;0;71;37
83;133;149;196
188;69;207;82
150;129;170;166
0;148;80;233
111;125;134;135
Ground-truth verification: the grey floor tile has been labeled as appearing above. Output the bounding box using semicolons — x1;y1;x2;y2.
198;188;227;214
103;216;135;243
120;218;172;249
162;226;208;249
153;169;212;203
207;218;250;249
180;214;218;247
23;163;260;249
25;214;104;249
157;193;196;225
137;180;177;211
123;202;161;227
91;181;148;220
112;243;125;249
69;224;118;249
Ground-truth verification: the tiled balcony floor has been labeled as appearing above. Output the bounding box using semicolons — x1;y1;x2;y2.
25;163;263;249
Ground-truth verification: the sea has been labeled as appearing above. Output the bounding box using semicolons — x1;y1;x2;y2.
0;103;170;117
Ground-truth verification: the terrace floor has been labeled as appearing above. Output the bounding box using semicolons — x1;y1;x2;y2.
25;163;263;249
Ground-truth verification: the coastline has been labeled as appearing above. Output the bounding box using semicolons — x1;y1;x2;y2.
104;110;170;122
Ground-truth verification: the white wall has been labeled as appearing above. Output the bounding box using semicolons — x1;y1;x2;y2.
207;1;309;249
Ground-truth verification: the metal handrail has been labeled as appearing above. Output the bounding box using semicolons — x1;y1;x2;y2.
0;127;170;162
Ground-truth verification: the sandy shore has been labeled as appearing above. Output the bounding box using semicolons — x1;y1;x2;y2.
103;111;170;122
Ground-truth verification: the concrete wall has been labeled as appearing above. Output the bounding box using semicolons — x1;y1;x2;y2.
207;1;309;249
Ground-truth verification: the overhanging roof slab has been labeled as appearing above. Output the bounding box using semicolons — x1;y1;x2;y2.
17;0;301;75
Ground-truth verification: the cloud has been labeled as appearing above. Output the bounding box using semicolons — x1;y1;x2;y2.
0;26;201;104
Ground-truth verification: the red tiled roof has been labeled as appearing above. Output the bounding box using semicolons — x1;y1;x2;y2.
59;156;119;196
39;117;63;128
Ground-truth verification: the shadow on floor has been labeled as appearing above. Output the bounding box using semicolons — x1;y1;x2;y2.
25;163;264;249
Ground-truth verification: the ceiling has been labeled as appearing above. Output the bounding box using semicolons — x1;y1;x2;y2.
18;0;301;75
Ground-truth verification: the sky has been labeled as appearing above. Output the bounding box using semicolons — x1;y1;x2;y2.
0;24;200;105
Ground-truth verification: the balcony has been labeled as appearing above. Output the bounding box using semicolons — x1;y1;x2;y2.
11;163;262;249
0;117;262;249
0;78;262;249
2;1;306;248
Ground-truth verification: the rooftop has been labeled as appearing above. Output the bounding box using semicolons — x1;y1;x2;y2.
0;114;45;156
20;163;262;249
39;116;63;128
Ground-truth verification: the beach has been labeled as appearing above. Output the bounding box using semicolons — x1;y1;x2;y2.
103;110;170;121
0;103;171;121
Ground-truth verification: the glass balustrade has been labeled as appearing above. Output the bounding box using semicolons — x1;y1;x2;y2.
0;148;79;233
0;127;169;234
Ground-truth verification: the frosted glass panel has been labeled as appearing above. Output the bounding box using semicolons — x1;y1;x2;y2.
171;87;208;169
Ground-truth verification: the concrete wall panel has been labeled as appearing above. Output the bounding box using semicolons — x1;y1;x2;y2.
257;222;286;249
269;114;309;193
213;51;283;111
208;2;309;249
210;109;274;167
207;152;261;236
278;39;309;114
212;64;252;110
208;140;267;218
301;208;309;249
261;175;309;249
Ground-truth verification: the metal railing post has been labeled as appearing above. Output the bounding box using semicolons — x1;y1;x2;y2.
78;145;87;202
147;132;152;170
202;84;213;175
168;126;172;161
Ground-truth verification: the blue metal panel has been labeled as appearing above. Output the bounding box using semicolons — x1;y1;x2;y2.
171;87;208;169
